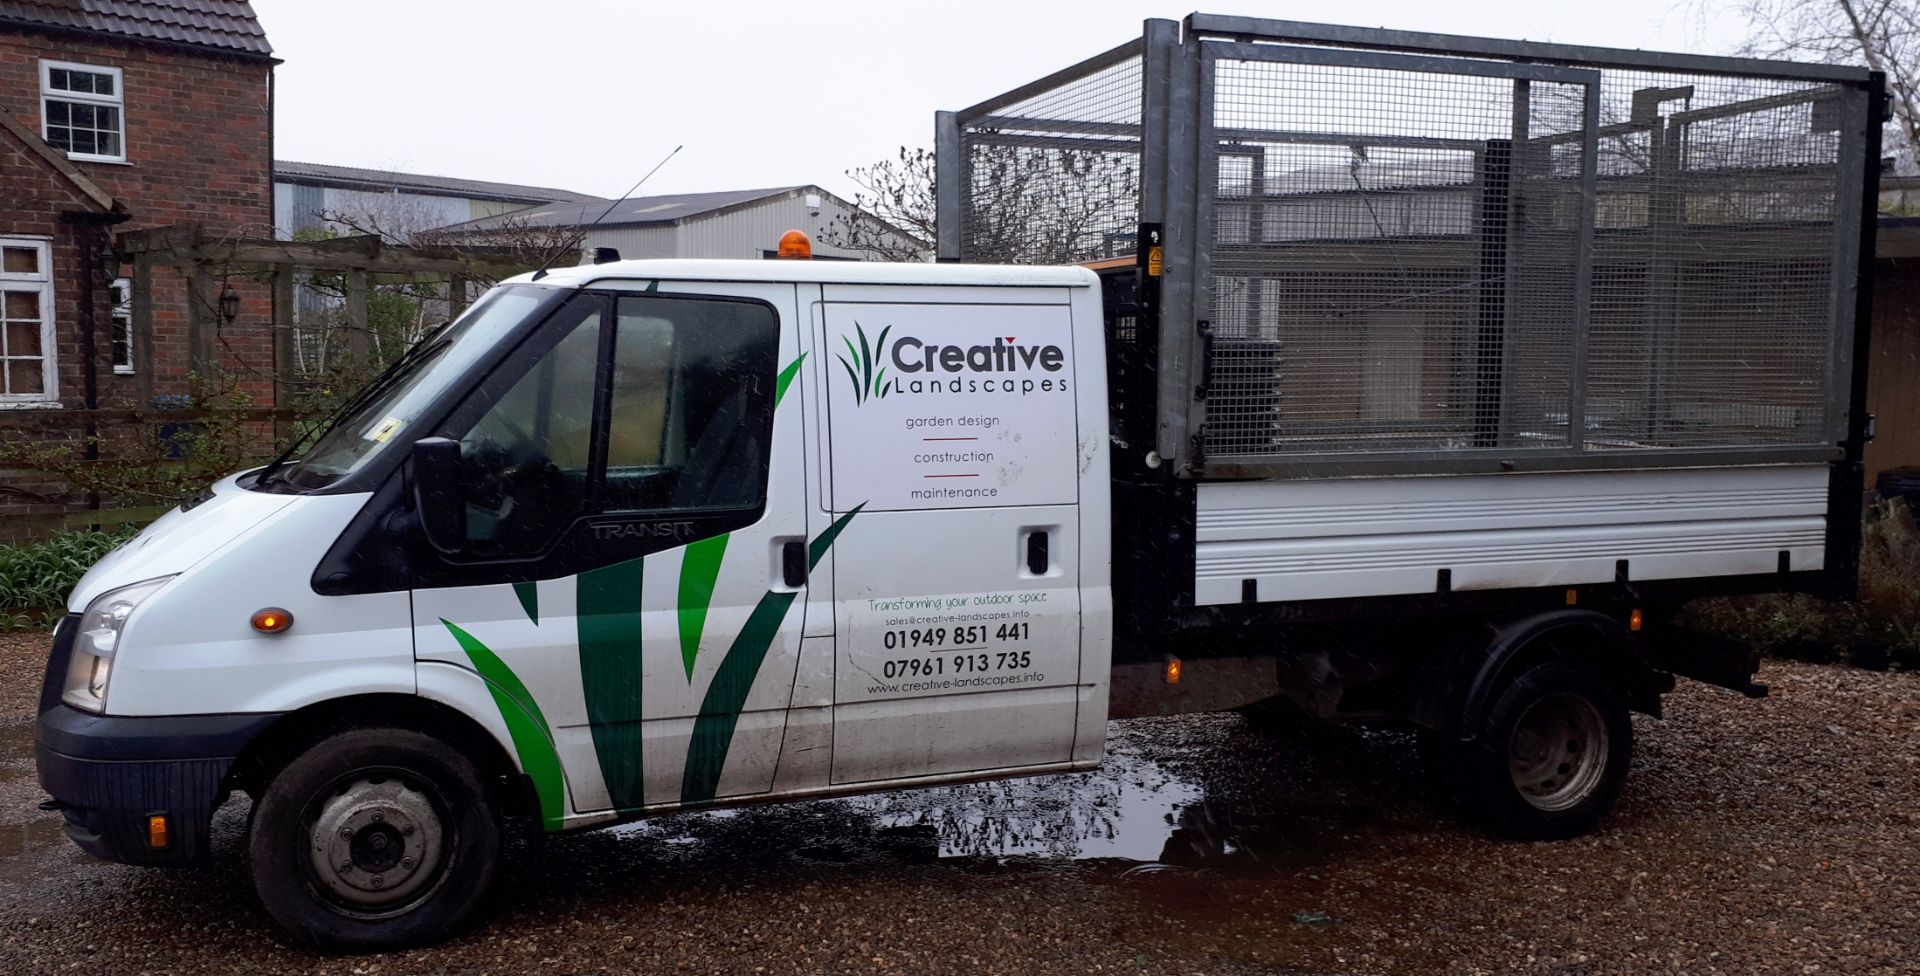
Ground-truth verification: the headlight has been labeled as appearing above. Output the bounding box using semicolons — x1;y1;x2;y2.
63;577;172;714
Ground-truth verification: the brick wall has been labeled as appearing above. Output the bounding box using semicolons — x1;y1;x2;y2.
0;28;273;537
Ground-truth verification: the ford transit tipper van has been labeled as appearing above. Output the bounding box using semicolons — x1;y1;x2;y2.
37;16;1883;950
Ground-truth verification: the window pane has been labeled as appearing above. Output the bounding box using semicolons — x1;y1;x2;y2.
5;359;44;395
457;306;602;554
48;68;68;91
69;103;93;128
45;100;69;126
606;317;673;467
1;248;37;275
92;72;113;97
96;128;119;158
68;127;96;156
112;317;132;369
4;290;40;319
603;296;778;513
5;322;42;357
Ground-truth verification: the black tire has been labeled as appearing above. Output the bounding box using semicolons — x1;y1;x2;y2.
248;728;502;951
1441;659;1633;840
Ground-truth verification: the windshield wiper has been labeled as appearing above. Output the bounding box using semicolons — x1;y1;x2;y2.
255;324;456;489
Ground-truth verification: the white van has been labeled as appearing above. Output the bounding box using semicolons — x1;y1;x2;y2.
39;258;1116;948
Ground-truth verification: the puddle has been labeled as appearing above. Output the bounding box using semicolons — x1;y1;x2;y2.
597;714;1420;879
0;819;85;883
846;747;1202;863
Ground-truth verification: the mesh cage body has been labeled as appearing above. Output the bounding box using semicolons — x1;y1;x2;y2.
957;49;1145;265
944;20;1871;475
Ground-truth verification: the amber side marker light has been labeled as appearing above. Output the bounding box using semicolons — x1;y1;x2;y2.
147;814;170;849
1165;656;1182;685
776;229;813;260
251;608;293;634
1629;608;1644;632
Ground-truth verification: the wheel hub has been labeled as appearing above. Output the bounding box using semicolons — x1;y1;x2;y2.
1508;693;1609;813
308;776;445;910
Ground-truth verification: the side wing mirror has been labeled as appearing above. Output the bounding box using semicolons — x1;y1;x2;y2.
412;437;466;553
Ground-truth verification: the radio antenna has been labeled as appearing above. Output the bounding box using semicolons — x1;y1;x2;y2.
531;143;683;280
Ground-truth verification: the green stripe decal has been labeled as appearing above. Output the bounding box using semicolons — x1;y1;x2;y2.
774;353;806;407
577;557;646;811
676;533;730;680
441;620;566;831
512;581;538;624
681;504;864;804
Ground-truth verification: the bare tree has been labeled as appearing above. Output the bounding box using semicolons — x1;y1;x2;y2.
1711;0;1920;169
819;147;937;261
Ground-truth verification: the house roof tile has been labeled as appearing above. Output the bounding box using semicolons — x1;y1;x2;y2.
0;0;271;57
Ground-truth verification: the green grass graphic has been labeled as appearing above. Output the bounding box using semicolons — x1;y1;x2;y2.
836;323;891;404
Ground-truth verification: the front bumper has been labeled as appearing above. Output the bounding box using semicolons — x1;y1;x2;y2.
35;615;280;867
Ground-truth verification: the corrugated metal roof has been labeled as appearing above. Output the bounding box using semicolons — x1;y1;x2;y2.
0;0;271;57
440;186;811;232
274;160;599;205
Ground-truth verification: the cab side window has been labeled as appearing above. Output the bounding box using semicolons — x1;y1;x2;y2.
602;295;777;514
456;301;601;555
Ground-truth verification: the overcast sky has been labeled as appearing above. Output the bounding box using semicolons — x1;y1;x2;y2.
257;0;1755;203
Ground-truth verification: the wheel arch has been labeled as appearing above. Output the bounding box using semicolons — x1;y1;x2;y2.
1452;609;1667;739
226;693;535;821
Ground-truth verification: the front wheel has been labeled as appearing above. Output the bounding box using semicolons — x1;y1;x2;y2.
249;728;502;951
1440;659;1633;840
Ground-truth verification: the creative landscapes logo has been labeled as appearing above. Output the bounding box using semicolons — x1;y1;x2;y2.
835;322;1068;406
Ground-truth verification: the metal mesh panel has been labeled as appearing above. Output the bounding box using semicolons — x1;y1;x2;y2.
1201;48;1848;460
1582;71;1842;449
958;51;1143;264
942;21;1868;474
1204;59;1587;456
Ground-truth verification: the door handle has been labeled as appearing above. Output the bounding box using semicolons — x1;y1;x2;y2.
782;540;807;587
1026;530;1049;576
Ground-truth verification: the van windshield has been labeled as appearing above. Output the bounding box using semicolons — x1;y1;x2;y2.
263;284;562;491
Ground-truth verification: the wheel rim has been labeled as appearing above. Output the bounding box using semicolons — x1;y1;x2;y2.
1507;693;1609;813
303;769;450;918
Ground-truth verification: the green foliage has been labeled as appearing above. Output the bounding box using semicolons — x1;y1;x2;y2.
1687;498;1920;670
0;374;268;510
0;526;139;629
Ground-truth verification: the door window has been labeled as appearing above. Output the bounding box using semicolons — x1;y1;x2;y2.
456;303;601;555
445;291;780;563
603;295;778;514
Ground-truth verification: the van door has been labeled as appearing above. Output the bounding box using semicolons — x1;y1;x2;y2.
820;297;1084;784
412;283;812;819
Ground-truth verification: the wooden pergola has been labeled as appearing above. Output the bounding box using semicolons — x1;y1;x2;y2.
116;223;542;410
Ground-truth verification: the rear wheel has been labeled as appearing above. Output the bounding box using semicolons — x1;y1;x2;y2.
1438;659;1633;840
249;728;501;951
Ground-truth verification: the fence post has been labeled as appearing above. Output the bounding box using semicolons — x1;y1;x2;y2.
130;254;153;404
272;265;295;445
186;264;214;385
346;268;370;367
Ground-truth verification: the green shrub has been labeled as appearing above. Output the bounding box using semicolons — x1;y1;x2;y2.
1687;498;1920;670
0;527;140;630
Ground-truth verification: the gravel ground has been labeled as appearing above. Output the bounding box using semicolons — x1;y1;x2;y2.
1;629;1915;975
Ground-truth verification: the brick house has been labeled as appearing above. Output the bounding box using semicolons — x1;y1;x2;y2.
0;1;273;532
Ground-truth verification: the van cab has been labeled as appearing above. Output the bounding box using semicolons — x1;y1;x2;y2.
37;259;1111;949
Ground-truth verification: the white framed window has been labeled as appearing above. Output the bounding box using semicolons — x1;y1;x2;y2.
40;60;125;162
0;238;57;403
109;277;133;375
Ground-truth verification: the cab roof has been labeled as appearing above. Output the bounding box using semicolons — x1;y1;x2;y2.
507;258;1099;290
